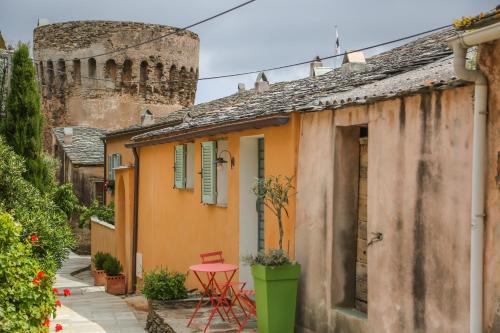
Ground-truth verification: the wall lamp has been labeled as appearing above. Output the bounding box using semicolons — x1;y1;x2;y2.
215;149;235;170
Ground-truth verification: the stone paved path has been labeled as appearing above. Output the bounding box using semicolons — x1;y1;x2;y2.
50;252;146;333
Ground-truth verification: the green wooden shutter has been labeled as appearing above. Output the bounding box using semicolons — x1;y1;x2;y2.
107;155;113;180
174;145;186;188
201;141;216;204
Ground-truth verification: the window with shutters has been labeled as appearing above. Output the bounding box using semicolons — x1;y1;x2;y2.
201;141;216;204
216;140;228;206
107;153;122;181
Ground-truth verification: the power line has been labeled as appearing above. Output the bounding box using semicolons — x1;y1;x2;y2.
33;0;257;62
198;23;453;80
37;23;454;87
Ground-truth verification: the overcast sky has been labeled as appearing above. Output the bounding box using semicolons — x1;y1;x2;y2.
0;0;496;103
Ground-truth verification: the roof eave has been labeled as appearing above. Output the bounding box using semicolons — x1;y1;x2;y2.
127;115;290;148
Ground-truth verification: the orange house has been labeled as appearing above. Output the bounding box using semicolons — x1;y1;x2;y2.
129;113;300;289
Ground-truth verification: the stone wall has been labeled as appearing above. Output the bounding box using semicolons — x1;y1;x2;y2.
33;21;200;150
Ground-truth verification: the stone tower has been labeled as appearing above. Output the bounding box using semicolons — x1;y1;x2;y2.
33;21;200;150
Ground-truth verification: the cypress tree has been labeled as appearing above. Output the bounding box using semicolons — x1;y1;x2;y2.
1;43;48;191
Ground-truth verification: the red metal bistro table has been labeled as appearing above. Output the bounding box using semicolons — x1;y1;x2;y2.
188;263;239;332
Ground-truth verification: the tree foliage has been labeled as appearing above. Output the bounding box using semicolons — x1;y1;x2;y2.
1;43;50;192
252;175;294;251
0;138;74;271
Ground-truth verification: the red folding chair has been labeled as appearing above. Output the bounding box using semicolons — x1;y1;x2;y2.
199;251;255;329
223;281;256;332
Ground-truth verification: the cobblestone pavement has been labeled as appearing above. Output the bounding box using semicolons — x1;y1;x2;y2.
50;252;146;333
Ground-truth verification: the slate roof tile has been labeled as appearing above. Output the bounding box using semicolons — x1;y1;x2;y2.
53;126;106;165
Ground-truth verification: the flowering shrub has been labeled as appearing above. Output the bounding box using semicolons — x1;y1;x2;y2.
0;212;56;332
0;138;74;270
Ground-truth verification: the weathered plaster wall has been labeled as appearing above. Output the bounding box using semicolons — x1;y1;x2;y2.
33;21;199;150
135;115;300;289
296;86;478;332
479;38;500;332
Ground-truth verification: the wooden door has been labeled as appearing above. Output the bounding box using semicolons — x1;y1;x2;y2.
355;137;368;313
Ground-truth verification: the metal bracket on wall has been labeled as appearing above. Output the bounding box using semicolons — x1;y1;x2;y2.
367;232;383;247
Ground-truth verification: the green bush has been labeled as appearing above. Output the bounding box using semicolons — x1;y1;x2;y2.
244;249;291;267
0;211;57;332
51;183;81;219
93;252;113;270
0;138;74;271
103;256;122;276
79;200;115;227
141;268;188;301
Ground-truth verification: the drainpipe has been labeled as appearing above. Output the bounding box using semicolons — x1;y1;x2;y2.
447;21;500;333
131;147;140;293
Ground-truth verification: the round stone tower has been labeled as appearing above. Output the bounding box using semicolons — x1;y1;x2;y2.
33;21;199;149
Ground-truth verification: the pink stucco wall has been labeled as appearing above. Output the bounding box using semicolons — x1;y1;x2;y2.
295;84;494;332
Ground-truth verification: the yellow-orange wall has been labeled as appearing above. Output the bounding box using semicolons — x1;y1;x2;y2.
136;114;300;288
90;218;116;265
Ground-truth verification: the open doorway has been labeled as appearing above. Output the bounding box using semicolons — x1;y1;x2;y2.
239;136;264;288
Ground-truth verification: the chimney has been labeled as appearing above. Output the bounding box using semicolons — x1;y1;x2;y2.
63;127;73;145
141;109;155;126
238;83;246;93
309;56;323;77
341;51;366;73
255;72;269;93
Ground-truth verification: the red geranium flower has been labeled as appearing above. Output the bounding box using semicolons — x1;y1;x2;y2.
32;278;40;286
36;271;45;279
53;287;59;294
63;288;71;296
55;323;63;332
42;319;50;327
55;299;62;307
31;235;39;242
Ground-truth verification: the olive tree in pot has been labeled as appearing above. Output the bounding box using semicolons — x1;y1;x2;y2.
247;175;300;333
104;256;126;295
92;252;112;286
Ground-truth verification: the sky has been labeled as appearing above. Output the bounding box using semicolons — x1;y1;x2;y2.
0;0;497;103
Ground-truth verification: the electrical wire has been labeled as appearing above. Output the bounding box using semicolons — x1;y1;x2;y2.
37;23;454;86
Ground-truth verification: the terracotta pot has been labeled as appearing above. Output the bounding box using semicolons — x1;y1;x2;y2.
94;269;106;286
105;274;126;295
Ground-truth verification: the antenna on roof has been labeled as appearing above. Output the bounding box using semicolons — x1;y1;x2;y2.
334;25;340;69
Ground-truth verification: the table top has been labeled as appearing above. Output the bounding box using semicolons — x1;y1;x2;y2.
189;263;238;273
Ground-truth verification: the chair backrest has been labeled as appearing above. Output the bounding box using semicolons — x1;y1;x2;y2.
200;251;224;264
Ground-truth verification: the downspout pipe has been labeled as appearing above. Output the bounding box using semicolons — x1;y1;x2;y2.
447;21;500;333
131;147;140;293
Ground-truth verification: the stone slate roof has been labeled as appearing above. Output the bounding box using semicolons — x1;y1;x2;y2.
133;27;459;142
53;127;107;165
307;55;468;111
104;111;186;138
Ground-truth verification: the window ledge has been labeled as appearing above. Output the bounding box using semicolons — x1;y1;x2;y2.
331;307;368;333
216;203;228;208
334;307;367;320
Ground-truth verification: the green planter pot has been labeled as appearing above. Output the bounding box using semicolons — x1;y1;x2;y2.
251;263;301;333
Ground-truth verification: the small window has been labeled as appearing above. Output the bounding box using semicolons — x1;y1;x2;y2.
88;58;96;79
216;140;228;206
107;153;122;180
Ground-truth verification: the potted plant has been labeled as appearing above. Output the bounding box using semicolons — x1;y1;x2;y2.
104;256;126;295
247;175;300;333
92;252;112;286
